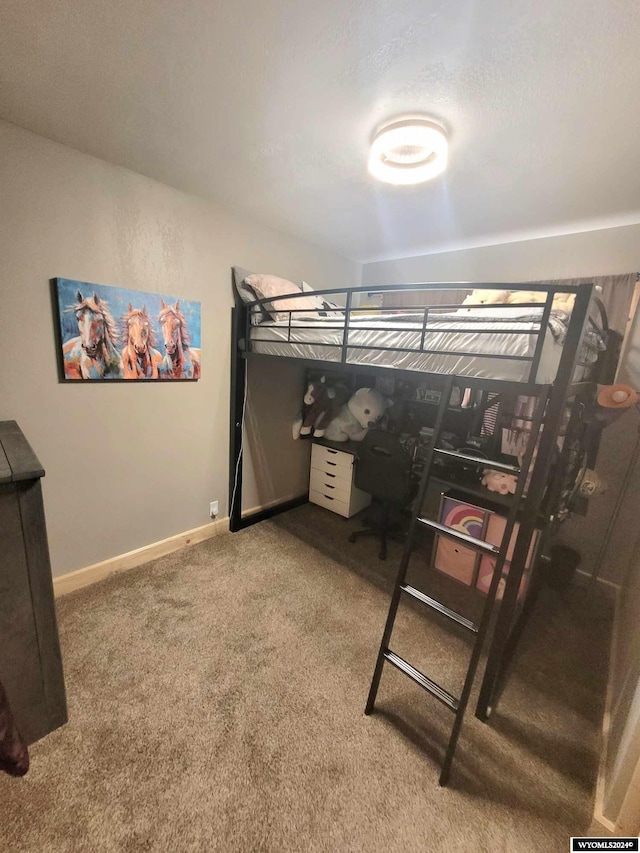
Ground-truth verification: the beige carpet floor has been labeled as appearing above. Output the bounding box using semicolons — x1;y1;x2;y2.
1;504;612;852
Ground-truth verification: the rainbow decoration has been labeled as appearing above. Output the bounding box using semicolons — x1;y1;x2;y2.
441;499;485;540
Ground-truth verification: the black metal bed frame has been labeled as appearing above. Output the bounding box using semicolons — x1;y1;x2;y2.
247;280;604;369
228;273;606;736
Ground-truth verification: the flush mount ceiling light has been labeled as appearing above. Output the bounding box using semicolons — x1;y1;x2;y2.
368;117;448;185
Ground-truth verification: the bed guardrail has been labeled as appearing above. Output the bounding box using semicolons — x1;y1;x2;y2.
243;281;605;386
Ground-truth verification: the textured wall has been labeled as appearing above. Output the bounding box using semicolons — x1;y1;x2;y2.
602;535;640;828
363;226;640;286
0;120;359;577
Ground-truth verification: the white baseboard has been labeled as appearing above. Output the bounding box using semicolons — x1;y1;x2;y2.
53;517;229;598
592;812;616;834
52;493;303;599
592;583;620;833
242;492;307;518
575;568;620;592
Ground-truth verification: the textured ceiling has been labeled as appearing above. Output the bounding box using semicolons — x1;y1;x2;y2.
2;0;640;262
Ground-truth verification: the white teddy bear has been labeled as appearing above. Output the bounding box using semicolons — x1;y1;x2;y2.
323;387;391;442
459;289;511;311
505;290;542;306
507;290;577;313
460;285;599;314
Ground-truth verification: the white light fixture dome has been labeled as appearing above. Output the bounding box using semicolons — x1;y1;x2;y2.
368;117;448;185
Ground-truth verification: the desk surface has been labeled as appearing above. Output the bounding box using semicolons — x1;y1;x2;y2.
312;436;363;457
311;434;546;522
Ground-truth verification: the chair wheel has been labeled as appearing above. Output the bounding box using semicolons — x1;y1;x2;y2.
348;533;356;543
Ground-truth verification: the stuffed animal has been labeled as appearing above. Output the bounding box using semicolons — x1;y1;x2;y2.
506;290;576;312
292;377;349;439
506;290;543;306
459;289;510;311
551;293;575;313
555;284;601;313
323;387;391;442
482;469;518;495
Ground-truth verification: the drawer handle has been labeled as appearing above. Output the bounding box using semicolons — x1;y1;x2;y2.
325;473;336;478
324;484;335;490
327;461;337;467
327;449;338;455
324;494;334;500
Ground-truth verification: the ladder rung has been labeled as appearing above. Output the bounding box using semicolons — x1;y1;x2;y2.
400;584;479;633
434;448;521;475
417;517;501;557
384;650;459;712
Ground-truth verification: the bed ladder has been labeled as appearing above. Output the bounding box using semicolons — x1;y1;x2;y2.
365;375;549;786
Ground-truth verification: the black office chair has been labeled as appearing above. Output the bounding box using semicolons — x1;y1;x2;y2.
348;429;415;560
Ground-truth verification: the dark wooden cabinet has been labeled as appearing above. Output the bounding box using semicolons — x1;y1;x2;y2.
0;421;67;744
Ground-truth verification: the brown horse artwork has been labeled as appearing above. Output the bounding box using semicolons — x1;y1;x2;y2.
158;300;201;379
121;304;163;379
62;291;123;379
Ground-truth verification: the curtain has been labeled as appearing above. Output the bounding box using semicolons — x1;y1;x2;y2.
529;274;638;334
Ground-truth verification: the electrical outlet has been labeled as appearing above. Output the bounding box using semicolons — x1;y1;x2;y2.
210;501;219;518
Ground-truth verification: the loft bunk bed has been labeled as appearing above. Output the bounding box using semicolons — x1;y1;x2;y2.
228;267;611;783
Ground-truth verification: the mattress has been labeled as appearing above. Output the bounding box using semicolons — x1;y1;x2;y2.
249;309;577;383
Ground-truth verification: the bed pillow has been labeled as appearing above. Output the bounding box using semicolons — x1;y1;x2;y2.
232;266;272;324
244;274;320;322
233;267;256;304
301;282;345;318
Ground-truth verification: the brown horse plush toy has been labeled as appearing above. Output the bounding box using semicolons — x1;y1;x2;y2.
0;680;29;777
292;377;350;439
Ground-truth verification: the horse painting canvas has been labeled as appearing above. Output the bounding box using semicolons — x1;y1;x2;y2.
54;278;201;381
